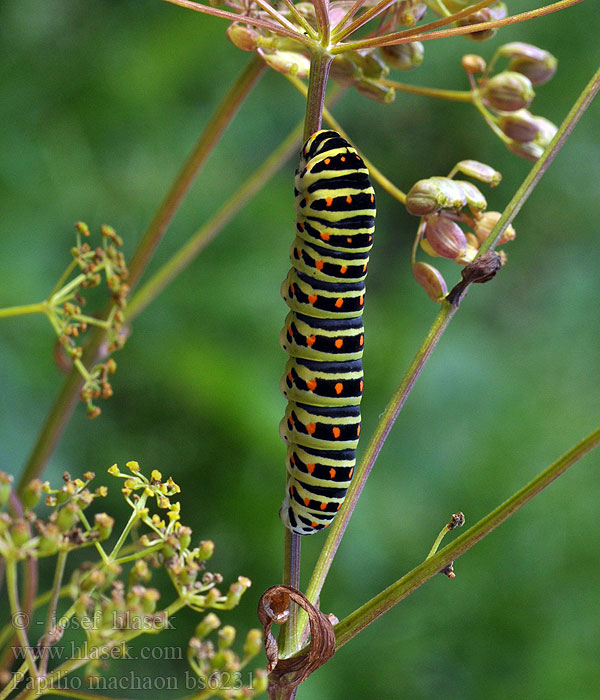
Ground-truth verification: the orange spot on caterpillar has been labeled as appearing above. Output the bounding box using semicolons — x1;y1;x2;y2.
290;283;295;294
336;503;341;511
320;231;330;241
329;468;336;479
359;335;364;346
324;158;331;165
315;260;324;270
370;193;374;203
308;294;318;305
346;237;352;243
325;197;333;207
341;156;346;162
359;380;364;392
335;298;344;308
346;195;352;204
296;247;302;258
357;425;361;436
306;423;316;435
324;522;331;527
363;264;367;272
287;372;293;382
307;463;315;474
340;265;347;274
368;235;373;242
359;295;364;306
332;427;341;438
306;378;317;391
287;417;293;428
290;454;296;465
334;339;343;349
304;497;310;506
290;485;295;495
287;326;293;338
318;502;325;511
299;221;305;231
334;383;343;395
311;521;318;527
306;335;316;347
349;468;354;478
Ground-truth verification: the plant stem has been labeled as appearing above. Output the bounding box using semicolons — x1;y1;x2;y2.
5;559;38;680
0;661;28;700
38;550;68;675
381;79;473;103
16;57;265;497
0;303;46;319
303;51;333;139
333;426;600;647
304;302;456;615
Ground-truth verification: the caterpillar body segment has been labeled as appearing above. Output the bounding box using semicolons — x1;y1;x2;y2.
279;130;376;535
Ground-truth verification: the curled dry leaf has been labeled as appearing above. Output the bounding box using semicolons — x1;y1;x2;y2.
257;585;335;698
447;251;503;306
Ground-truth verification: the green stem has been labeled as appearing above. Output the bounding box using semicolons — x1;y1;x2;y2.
304;303;456;614
16;57;265;497
5;559;38;680
46;691;134;700
0;302;46;319
38;549;68;675
381;79;473;103
303;50;333;139
126;124;303;322
334;426;600;647
0;661;28;700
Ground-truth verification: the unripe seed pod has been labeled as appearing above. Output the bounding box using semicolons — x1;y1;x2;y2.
38;523;61;557
406;177;467;216
356;80;396;104
10;518;31;548
226;23;260;52
0;472;14;508
198;539;215;561
455;180;487;211
217;625;236;650
425;216;468;260
532;115;558;146
454;160;502;186
400;2;426;25
94;512;114;540
178;525;192;550
461;53;486;74
482;71;535;112
420;237;439;258
330;55;361;87
457;5;506;42
412;262;448;302
57;502;79;532
380;42;424;71
498;42;552;63
196;613;221;639
243;629;263;659
509;55;557;86
252;669;269;694
262;51;310;78
474;211;516;245
498;109;540;143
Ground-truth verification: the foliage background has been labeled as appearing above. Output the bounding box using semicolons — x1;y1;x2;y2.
1;0;599;698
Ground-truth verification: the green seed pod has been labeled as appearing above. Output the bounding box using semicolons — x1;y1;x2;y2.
498;109;540;143
412;262;448;302
178;525;192;551
141;588;160;614
356;80;396;104
455;180;487;211
22;479;44;510
56;502;79;532
380;42;424;71
406;177;467;217
38;523;61;556
0;472;14;508
226;23;260;52
217;625;236;650
454;160;502;186
243;629;263;659
262;51;310;78
94;512;114;540
482;71;535;112
252;669;269;694
195;613;221;640
425;215;468;260
197;540;215;561
10;518;31;548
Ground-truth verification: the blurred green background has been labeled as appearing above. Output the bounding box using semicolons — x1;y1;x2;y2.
1;0;599;698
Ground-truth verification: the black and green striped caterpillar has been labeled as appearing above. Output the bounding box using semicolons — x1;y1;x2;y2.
279;129;376;535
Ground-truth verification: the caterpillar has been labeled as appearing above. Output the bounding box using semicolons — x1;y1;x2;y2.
279;129;376;535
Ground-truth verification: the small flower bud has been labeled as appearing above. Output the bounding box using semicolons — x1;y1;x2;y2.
454;180;487;211
497;42;552;63
457;6;506;43
380;42;424;71
226;23;260;52
243;629;263;659
498;109;540;143
38;523;61;556
217;625;236;650
454;160;501;186
0;472;13;507
262;51;310;78
412;262;448;302
10;518;31;548
178;525;192;551
461;53;486;74
107;464;120;476
482;71;535;112
141;588;160;614
425;216;468;260
356;80;396;104
474;211;516;245
406;177;467;216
